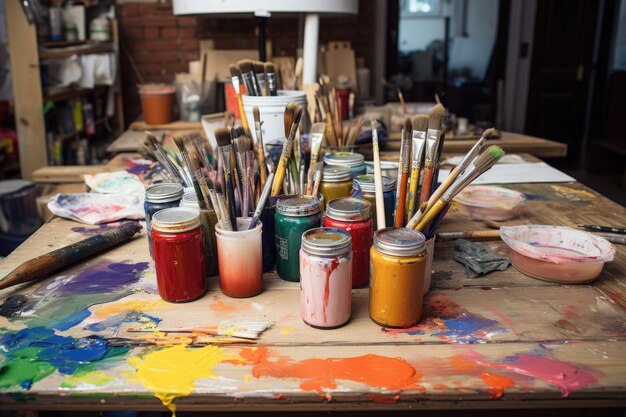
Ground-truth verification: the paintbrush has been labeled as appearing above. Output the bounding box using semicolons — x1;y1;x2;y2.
265;62;277;96
437;230;501;240
414;146;505;232
128;320;273;340
292;57;303;90
271;103;302;196
0;223;141;291
406;114;429;223
172;136;195;187
215;127;239;231
229;64;250;137
237;59;258;96
105;336;256;348
371;118;386;230
254;61;267;96
577;225;626;235
418;104;445;206
249;170;275;230
397;89;408;116
216;191;233;231
306;122;326;196
407;127;494;230
311;161;323;198
252;106;268;188
145;132;187;186
394;117;412;227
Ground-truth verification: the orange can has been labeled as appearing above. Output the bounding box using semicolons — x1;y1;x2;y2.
369;228;426;327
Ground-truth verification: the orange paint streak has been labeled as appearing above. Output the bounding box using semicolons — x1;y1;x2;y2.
210;295;251;315
480;371;514;399
241;347;422;393
368;395;400;404
449;355;480;373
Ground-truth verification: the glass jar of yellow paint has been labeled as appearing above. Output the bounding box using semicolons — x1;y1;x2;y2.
319;166;352;207
369;227;426;328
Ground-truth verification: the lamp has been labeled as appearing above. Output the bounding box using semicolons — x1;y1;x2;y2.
172;0;359;84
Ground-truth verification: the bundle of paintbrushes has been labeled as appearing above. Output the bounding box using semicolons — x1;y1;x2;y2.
313;78;364;149
233;59;278;97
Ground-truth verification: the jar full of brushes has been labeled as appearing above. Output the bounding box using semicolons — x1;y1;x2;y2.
215;217;263;298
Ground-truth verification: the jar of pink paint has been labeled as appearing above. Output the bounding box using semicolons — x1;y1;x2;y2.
299;228;352;329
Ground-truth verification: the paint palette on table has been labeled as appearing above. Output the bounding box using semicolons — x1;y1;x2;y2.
453;185;525;221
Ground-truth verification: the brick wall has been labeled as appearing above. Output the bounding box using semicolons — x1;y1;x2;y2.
117;2;376;125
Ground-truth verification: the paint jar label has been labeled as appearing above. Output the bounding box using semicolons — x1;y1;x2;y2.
277;236;288;260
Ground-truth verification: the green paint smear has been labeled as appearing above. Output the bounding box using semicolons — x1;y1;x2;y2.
61;371;116;389
0;357;56;390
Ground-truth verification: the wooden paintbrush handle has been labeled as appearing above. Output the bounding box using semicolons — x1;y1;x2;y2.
437;230;501;240
0;224;141;291
419;166;435;206
394;173;408;228
406;167;420;223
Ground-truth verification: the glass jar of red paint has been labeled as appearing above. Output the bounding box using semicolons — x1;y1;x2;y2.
323;197;373;287
300;227;353;329
151;207;206;303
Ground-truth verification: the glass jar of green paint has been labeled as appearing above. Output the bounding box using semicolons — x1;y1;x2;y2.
275;195;322;281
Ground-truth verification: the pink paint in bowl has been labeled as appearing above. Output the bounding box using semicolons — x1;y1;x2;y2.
454;186;525;221
500;225;615;284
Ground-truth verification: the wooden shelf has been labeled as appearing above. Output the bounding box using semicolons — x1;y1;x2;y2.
39;42;115;59
43;86;106;102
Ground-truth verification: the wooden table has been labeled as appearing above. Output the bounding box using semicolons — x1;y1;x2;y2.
1;165;624;412
382;131;567;159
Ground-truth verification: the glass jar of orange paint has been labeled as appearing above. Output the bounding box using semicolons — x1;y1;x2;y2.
369;228;426;328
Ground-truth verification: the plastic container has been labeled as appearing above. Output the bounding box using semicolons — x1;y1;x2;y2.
216;217;263;298
454;186;525;221
500;225;616;284
300;228;353;329
139;84;176;125
242;90;308;144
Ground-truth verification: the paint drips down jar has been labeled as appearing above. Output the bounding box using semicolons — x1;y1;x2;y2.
274;195;322;281
323;197;373;287
151;207;207;303
352;174;395;230
324;152;367;178
215;217;263;298
369;228;426;327
319;166;353;207
300;228;353;328
145;183;184;257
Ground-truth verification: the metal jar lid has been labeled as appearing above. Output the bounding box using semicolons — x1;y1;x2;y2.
145;183;184;203
301;227;352;257
354;174;395;193
151;207;201;233
276;195;321;217
326;197;372;222
324;152;365;168
179;192;200;209
373;227;426;257
321;166;352;182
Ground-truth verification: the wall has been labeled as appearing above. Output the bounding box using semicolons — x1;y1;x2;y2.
117;1;376;125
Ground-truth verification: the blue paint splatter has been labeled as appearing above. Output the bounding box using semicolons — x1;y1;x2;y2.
85;311;161;334
50;261;149;295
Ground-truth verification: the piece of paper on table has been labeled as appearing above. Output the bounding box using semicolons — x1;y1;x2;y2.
444;154;526;165
48;193;144;224
438;162;575;185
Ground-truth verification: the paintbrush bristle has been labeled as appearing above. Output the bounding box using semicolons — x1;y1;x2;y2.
264;62;275;74
472;145;504;172
237;59;253;74
214;128;232;148
402;117;412;136
284;102;297;137
411;114;429;132
428;104;446;131
237;136;252;153
172;136;184;150
483;127;497;139
229;64;237;78
253;61;264;75
311;122;325;135
253;106;261;123
145;131;159;146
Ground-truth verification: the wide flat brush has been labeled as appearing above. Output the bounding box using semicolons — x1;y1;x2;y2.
418;104;445;206
215;127;239;231
306;122;325;196
229;64;250;136
406;114;429;223
254;61;267;96
393;117;412;227
371;118;386;230
264;62;277;96
0;223;141;291
128;320;273;340
271;103;302;196
237;59;258;96
414;146;504;232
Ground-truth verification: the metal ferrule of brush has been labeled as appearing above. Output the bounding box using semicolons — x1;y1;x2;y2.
411;131;426;168
267;73;277;96
231;76;241;94
218;145;232;176
256;73;267;94
241;71;258;96
424;128;441;165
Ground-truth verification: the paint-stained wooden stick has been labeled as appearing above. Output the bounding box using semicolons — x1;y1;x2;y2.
0;223;142;291
437;230;501;240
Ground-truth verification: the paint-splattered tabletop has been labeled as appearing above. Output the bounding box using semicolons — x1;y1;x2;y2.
0;180;625;413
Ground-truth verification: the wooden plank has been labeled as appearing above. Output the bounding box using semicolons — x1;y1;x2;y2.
32;165;116;183
129;120;203;131
6;0;48;180
38;42;115;59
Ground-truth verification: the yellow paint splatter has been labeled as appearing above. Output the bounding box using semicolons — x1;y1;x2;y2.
94;300;166;318
127;345;233;416
61;371;115;388
244;374;251;383
280;327;295;335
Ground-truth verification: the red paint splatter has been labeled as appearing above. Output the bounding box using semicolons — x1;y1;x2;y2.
480;371;514;398
322;258;340;325
368;394;400;403
555;319;580;333
240;347;423;394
